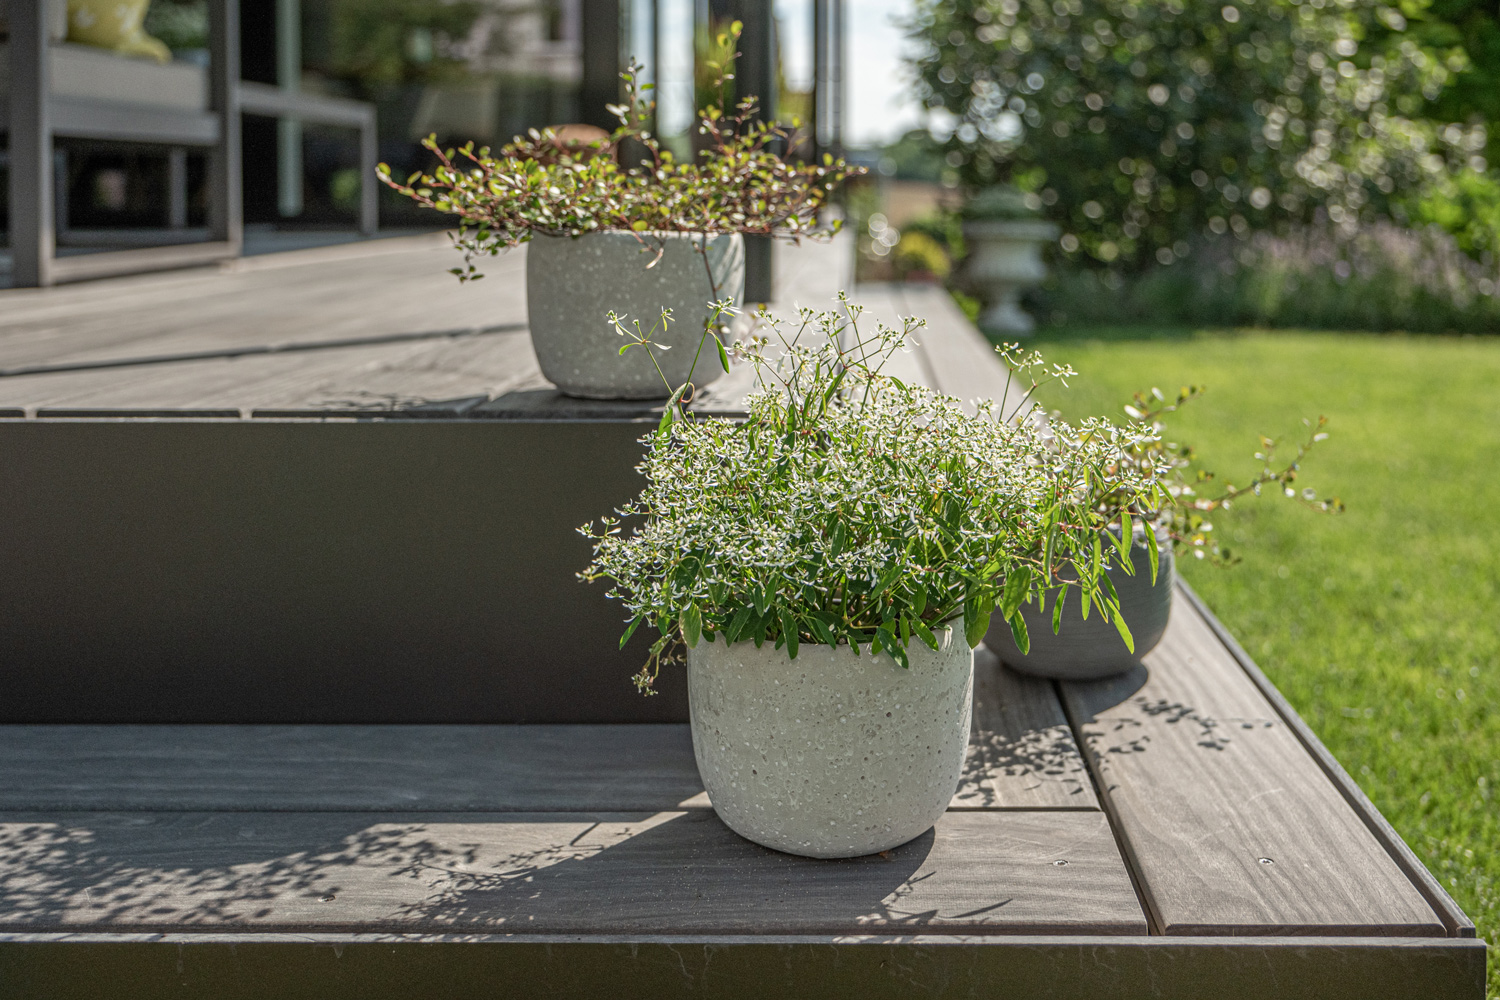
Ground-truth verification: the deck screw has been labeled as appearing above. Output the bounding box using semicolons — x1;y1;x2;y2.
1258;857;1274;865
1052;859;1069;866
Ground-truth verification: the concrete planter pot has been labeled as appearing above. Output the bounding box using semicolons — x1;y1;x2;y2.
961;219;1060;336
687;625;973;859
985;533;1175;680
526;231;745;400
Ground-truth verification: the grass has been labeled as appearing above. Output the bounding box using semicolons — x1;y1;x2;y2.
1027;324;1498;996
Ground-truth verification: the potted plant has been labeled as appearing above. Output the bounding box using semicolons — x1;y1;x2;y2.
986;380;1344;679
960;186;1059;336
378;30;860;401
580;302;1162;858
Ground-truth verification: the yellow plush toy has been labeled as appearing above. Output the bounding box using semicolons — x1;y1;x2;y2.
67;0;172;64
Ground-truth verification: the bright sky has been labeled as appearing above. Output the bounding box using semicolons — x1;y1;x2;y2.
844;0;925;148
648;0;924;149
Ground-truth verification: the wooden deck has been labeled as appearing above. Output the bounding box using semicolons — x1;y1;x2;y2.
0;238;1486;997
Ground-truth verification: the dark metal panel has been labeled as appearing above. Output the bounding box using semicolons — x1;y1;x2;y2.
0;934;1486;1000
0;420;684;723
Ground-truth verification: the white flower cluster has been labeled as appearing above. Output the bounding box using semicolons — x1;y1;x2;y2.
581;300;1168;693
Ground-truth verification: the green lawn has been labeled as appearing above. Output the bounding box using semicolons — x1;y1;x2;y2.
1028;325;1498;995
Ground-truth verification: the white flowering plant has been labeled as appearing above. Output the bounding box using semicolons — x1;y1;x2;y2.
580;299;1172;693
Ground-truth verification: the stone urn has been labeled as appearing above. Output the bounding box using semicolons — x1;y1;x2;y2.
686;624;973;859
962;219;1060;336
526;231;744;400
985;530;1174;680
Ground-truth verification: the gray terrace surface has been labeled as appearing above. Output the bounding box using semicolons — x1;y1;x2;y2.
0;236;1485;998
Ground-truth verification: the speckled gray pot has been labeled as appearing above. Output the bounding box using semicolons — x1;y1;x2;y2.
525;231;745;399
686;625;973;859
985;533;1174;680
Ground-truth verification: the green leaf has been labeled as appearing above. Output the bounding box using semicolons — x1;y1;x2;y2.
1117;510;1135;575
1000;565;1032;618
1111;602;1136;654
780;609;799;659
829;520;847;559
963;599;991;650
1008;611;1031;655
656;383;687;439
1052;584;1066;634
808;616;836;648
912;618;939;651
1110;515;1131;565
726;605;753;644
880;627;910;669
1146;524;1160;585
716;336;731;373
680;604;702;648
619;616;643;650
822;366;847;405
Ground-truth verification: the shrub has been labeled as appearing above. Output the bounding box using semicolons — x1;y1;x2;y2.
908;0;1487;270
1038;221;1500;333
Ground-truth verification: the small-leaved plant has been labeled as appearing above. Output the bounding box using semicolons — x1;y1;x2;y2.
580;298;1172;693
376;23;862;282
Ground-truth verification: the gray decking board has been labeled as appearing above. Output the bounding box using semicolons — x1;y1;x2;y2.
1061;585;1445;937
1176;583;1476;938
0;237;1006;420
0;725;705;813
955;646;1098;810
0;663;1092;814
0;810;1144;936
0;235;526;372
11;329;539;418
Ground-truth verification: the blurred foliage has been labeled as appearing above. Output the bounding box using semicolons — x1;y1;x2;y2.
143;0;207;51
322;0;482;91
904;210;968;258
1418;0;1500;163
882;129;954;182
909;0;1490;269
961;184;1039;219
1037;220;1500;332
893;230;953;278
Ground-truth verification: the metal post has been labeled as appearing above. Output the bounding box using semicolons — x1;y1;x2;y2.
359;109;379;235
209;0;244;254
812;0;826;161
726;0;776;303
831;0;843;157
581;0;624;131
10;0;54;287
276;0;303;218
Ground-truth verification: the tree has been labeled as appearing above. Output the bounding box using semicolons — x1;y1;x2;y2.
909;0;1487;268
